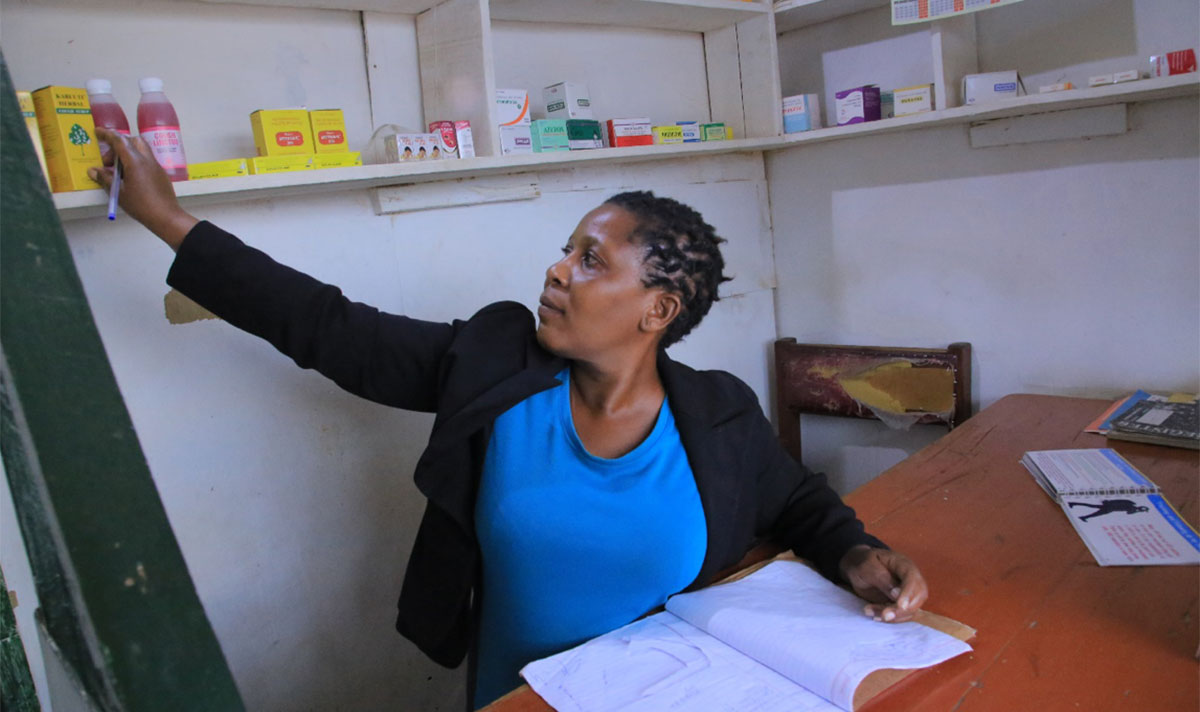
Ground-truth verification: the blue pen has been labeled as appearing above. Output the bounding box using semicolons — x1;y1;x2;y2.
107;155;121;220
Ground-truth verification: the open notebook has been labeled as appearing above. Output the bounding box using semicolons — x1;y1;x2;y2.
521;559;974;712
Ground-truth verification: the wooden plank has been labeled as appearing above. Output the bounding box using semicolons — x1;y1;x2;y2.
418;0;498;156
968;104;1128;148
704;24;742;133
370;174;539;213
0;53;245;712
489;0;768;33
363;11;424;132
195;0;439;11
736;10;783;138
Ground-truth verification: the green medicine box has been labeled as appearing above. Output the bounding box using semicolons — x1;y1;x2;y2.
566;119;603;150
531;119;569;152
701;122;727;141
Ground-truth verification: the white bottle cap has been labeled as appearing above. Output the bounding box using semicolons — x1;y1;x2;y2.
138;77;164;94
86;78;113;96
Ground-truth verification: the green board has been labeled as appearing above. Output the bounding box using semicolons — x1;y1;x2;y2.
0;52;244;711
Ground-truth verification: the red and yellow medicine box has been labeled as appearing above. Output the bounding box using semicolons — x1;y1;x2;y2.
247;154;315;175
309;109;348;153
32;86;102;192
250;109;314;156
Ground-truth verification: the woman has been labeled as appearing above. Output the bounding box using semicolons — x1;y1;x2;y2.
90;128;928;708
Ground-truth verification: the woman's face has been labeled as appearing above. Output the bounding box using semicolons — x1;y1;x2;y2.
536;204;664;360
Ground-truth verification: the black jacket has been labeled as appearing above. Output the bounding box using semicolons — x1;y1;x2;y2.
167;221;884;669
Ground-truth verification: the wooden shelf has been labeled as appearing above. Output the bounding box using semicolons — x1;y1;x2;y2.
490;0;769;33
773;0;889;34
194;0;441;13
53;74;1197;221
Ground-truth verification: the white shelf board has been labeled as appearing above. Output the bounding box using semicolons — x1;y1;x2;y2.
774;0;888;34
54;139;777;221
194;0;440;12
53;74;1197;221
489;0;769;33
772;73;1198;150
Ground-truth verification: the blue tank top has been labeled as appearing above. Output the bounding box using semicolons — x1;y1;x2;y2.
473;368;707;707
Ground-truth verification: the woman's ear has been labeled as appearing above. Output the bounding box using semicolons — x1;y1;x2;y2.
642;291;682;336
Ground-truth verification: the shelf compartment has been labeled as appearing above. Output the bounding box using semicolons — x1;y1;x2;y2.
489;0;769;33
774;0;889;34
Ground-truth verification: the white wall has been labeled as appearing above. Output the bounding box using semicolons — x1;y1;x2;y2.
2;1;780;709
767;96;1200;492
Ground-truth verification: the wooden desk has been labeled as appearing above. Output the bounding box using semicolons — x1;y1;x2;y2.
485;394;1199;712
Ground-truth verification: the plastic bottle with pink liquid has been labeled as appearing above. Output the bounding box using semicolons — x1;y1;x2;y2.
85;78;130;162
137;77;188;181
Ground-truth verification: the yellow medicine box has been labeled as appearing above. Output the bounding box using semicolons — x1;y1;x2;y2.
309;109;348;153
250;109;315;156
188;158;249;180
17;91;50;185
247;154;315;175
32;86;102;192
313;152;361;169
652;125;684;145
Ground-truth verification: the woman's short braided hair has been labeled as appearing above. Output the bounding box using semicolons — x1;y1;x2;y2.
604;191;732;348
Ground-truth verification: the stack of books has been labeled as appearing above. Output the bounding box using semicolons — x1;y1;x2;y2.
1085;390;1199;450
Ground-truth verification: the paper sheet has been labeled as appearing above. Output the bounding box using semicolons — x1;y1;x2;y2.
521;562;972;712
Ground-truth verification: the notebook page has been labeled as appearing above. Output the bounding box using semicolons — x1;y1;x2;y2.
520;611;840;712
665;561;972;710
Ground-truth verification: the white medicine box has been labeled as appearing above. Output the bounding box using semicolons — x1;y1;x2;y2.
962;71;1025;105
543;82;593;120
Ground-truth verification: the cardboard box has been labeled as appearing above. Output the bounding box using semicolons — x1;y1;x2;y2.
835;85;881;125
1038;82;1074;93
384;134;432;161
428;121;461;158
31;86;102;192
250;109;315;156
1088;74;1114;87
188;158;249;180
17;91;50;184
962;71;1024;105
454;121;476;158
701;123;726;141
893;84;933;117
544;82;593;120
566;119;602;150
1113;70;1140;83
309;109;348;153
608;118;653;147
652;125;684;145
500;124;533;154
782;94;821;133
497;89;531;126
675;121;701;143
531;119;569;152
247;154;315;175
1150;49;1197;76
313;152;362;169
880;91;894;119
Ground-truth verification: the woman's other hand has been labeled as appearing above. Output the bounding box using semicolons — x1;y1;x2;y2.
88;127;198;251
839;545;928;623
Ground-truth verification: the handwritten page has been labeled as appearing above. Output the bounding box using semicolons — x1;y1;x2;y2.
521;561;971;712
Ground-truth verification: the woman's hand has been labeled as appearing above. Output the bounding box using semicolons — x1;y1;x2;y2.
839;544;928;623
87;127;199;251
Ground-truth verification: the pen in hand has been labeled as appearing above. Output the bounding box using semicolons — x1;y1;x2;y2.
107;155;122;221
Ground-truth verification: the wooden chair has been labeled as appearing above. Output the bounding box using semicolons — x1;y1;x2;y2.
774;339;972;463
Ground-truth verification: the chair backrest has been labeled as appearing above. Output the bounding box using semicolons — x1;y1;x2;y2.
774;339;972;463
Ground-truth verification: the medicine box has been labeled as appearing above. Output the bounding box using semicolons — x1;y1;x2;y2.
700;123;726;141
251;109;315;156
652;125;684;145
834;85;881;126
782;94;821;133
1039;82;1073;93
313;152;362;169
544;82;593;120
500;124;533;154
566;119;602;150
497;89;531;126
1150;49;1197;76
385;134;438;161
428;120;471;159
607;118;653;147
675;121;701;143
880;91;894;120
309;109;348;153
454;121;476;158
531;119;569;152
962;71;1024;105
1113;70;1140;84
247;154;315;175
17;90;50;184
893;84;933;117
188;158;249;180
32;86;102;192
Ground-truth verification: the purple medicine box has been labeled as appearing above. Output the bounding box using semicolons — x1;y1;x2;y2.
834;85;881;126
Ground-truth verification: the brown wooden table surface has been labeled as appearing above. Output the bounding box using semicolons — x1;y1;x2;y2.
485;394;1200;712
